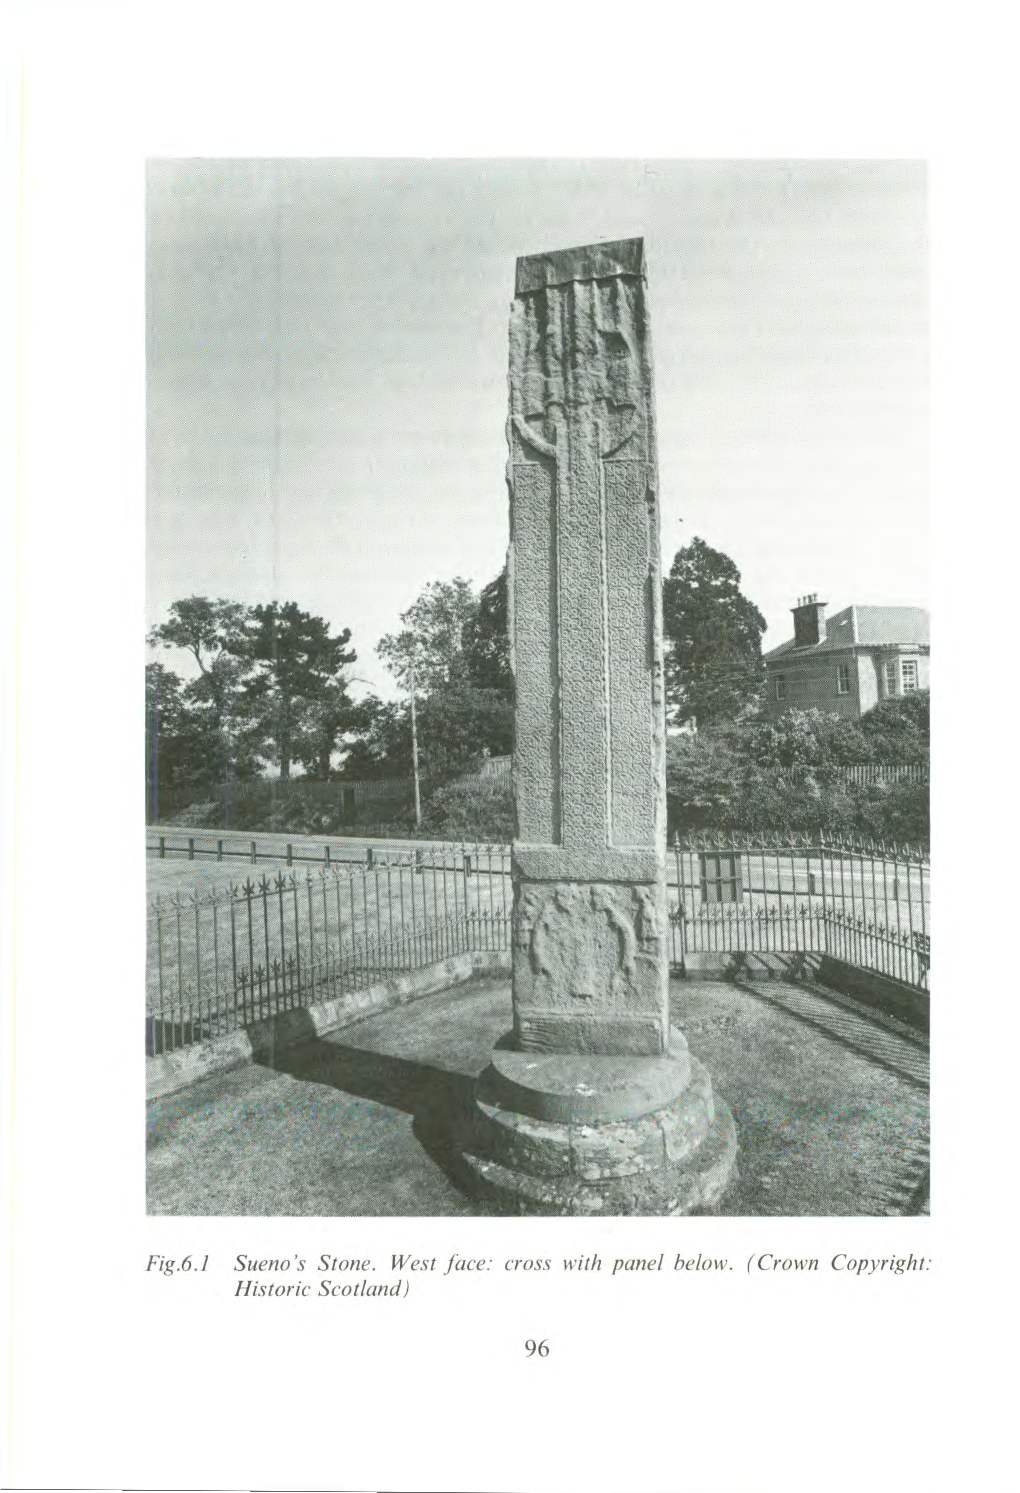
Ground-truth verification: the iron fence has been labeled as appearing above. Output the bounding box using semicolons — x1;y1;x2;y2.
669;831;929;991
147;831;930;1057
146;844;512;1055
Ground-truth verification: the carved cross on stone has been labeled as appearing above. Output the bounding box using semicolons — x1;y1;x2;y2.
458;238;737;1215
507;239;669;1056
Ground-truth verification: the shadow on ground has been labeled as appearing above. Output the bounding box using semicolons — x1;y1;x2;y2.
146;974;929;1217
254;1029;485;1201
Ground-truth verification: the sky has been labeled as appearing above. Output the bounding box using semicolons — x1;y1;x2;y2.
147;158;927;698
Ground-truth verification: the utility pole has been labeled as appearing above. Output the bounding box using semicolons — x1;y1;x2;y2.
409;656;422;827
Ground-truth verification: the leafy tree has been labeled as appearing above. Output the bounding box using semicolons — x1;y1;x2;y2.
664;729;743;831
240;602;356;780
462;564;512;699
415;681;513;782
147;596;256;774
340;682;512;787
337;697;414;780
145;661;252;820
293;682;369;781
662;538;767;727
377;577;478;693
146;663;188;819
375;575;512;785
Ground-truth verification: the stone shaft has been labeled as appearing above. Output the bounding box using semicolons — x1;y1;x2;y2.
507;239;668;1055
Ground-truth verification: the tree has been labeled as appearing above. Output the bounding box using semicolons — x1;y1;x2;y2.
375;573;515;790
662;538;767;727
377;577;478;693
147;596;255;761
146;663;190;819
337;698;414;778
145;661;246;820
147;599;264;803
294;683;370;781
462;564;513;699
240;602;356;780
415;681;513;781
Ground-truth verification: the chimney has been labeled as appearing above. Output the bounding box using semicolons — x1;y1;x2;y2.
792;592;827;647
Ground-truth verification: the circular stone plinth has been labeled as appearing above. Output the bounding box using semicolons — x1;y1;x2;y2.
472;1052;716;1181
485;1026;692;1124
461;1087;738;1217
457;1024;739;1216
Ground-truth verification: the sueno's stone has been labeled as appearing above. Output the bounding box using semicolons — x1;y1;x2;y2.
507;237;668;1056
458;239;738;1216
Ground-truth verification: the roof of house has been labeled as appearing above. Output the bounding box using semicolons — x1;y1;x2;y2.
765;605;930;662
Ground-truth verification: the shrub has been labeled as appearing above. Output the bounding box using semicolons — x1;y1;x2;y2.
665;732;742;832
858;691;929;764
160;777;419;836
848;779;929;846
744;709;873;769
416;777;514;841
164;800;223;828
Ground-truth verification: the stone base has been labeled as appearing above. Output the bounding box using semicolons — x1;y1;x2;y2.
458;1027;738;1216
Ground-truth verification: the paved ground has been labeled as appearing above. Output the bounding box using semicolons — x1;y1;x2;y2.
147;974;929;1216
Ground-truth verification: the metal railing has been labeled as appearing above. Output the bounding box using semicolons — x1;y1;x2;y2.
147;831;930;1057
669;831;929;991
147;828;476;869
146;844;512;1055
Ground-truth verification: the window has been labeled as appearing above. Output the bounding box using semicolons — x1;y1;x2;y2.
836;663;851;695
884;659;898;696
902;659;918;693
775;675;787;701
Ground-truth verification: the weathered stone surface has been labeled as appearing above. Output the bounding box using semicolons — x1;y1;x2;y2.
466;1050;718;1189
511;879;668;1053
507;243;666;1053
485;1026;692;1123
460;1088;738;1216
453;238;738;1215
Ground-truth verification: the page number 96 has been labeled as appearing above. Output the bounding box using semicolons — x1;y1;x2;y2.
525;1339;549;1357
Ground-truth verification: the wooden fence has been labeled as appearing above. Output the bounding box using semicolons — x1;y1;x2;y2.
774;764;928;786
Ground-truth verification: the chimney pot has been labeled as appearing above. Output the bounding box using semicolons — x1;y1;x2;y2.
791;592;828;647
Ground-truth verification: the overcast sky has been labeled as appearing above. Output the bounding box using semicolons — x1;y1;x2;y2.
147;158;927;697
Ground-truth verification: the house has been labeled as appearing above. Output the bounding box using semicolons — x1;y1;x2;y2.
764;594;929;719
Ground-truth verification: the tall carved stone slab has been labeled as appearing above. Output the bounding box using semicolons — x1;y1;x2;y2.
508;239;668;1055
457;238;737;1214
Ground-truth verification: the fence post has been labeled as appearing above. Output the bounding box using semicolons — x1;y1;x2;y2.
251;840;257;865
217;839;223;863
159;836;165;859
366;847;374;870
673;833;687;972
188;837;195;861
287;843;293;867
